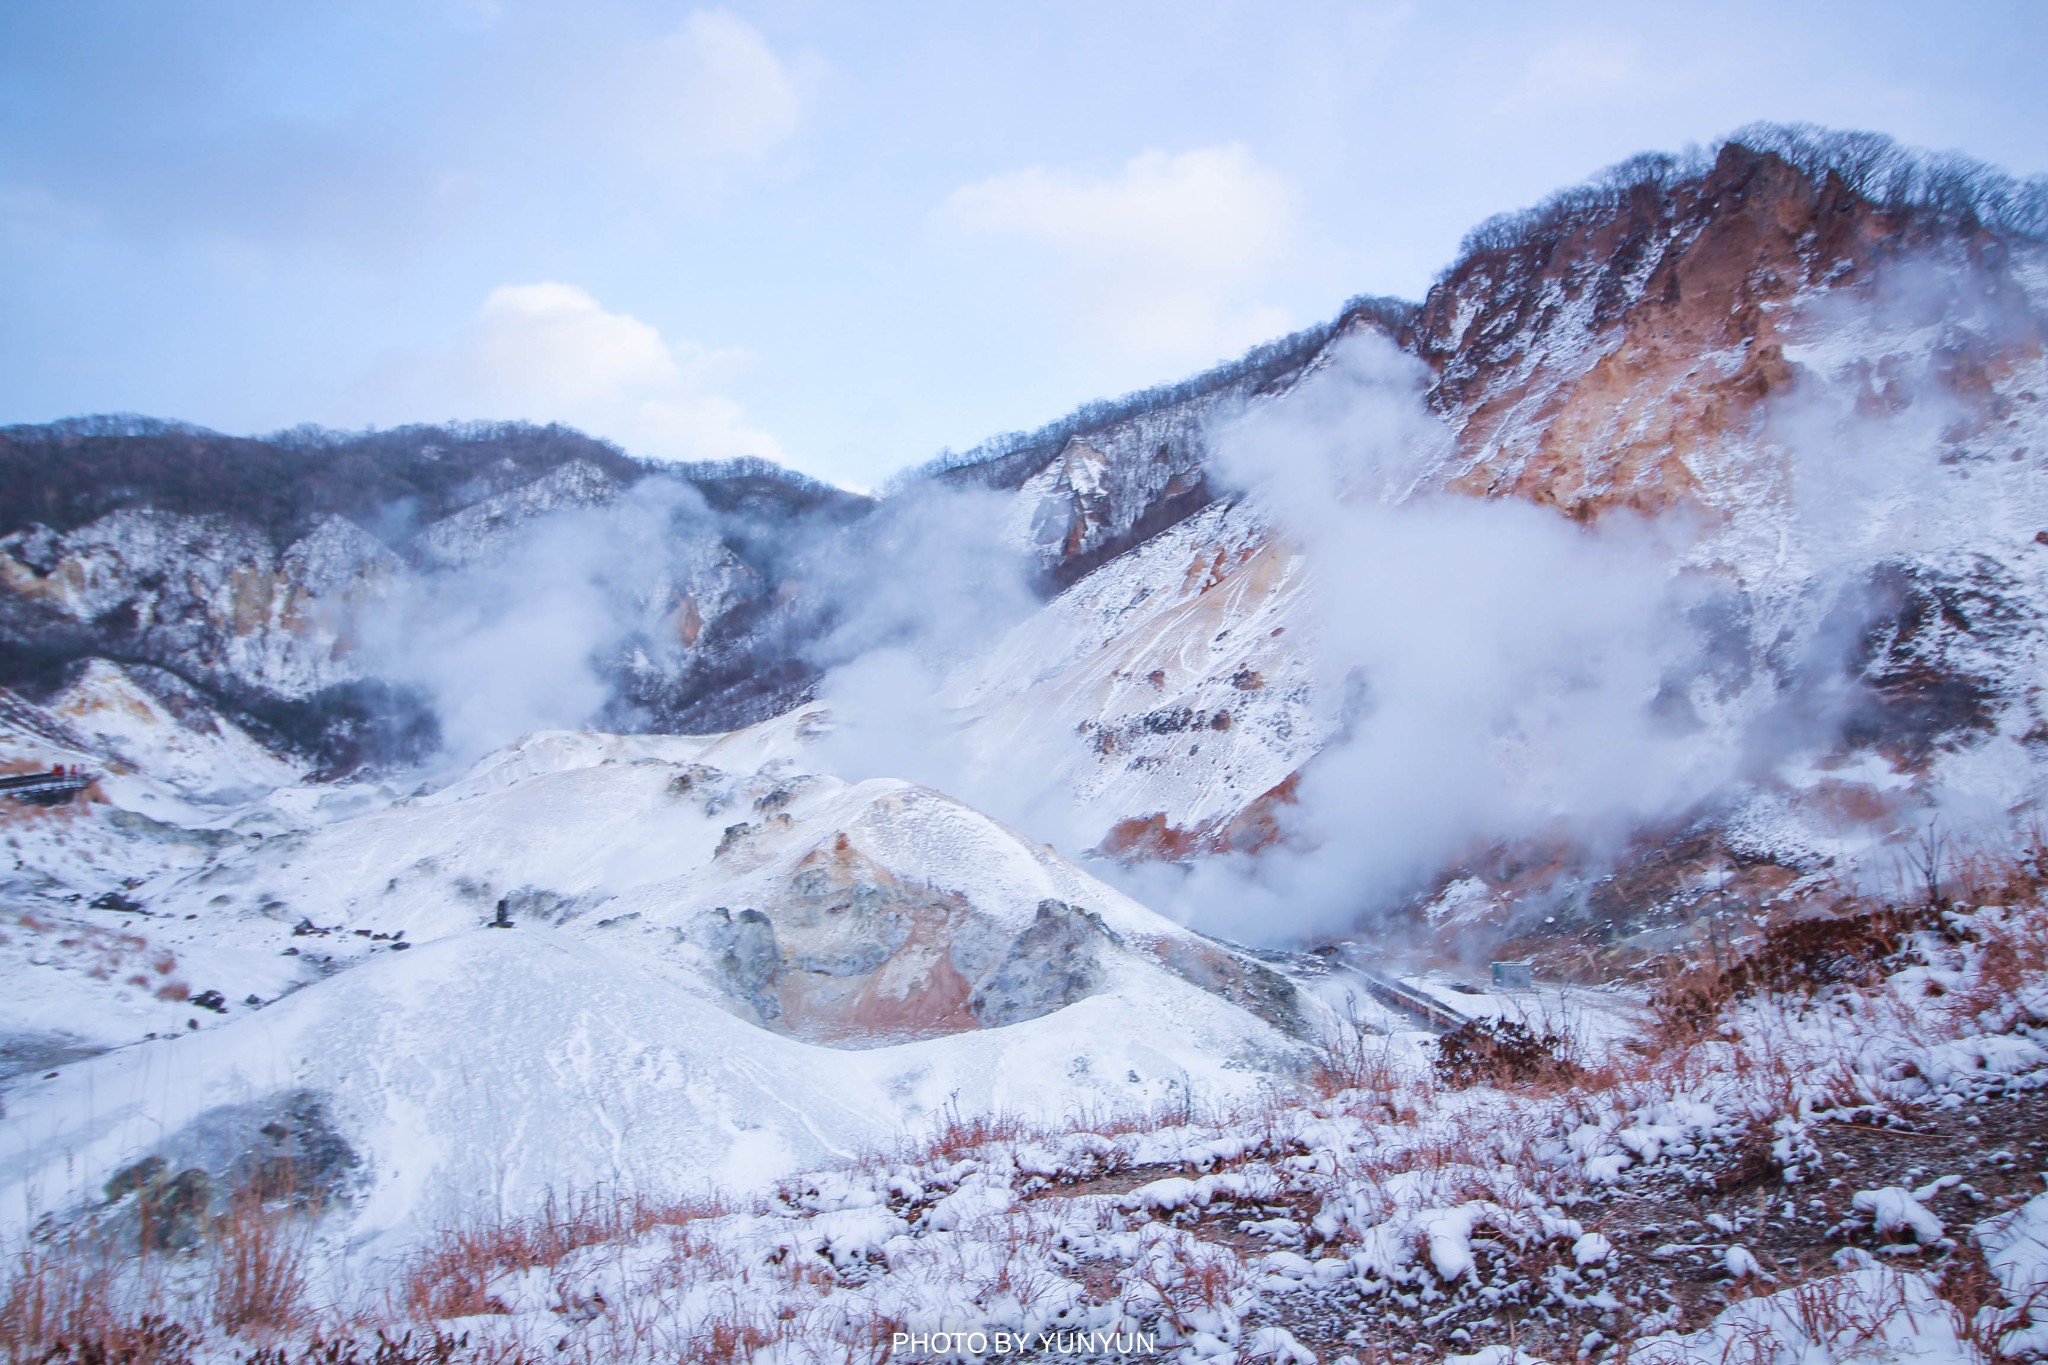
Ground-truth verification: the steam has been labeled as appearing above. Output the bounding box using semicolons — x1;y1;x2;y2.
1096;337;1741;939
331;241;2036;948
362;477;720;766
801;482;1047;810
1109;249;2042;942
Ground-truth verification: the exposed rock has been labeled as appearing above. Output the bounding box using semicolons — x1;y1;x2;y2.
0;423;873;770
88;1089;358;1252
495;884;595;927
691;905;783;1022
970;899;1115;1028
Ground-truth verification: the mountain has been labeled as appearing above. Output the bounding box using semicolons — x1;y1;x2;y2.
0;696;1315;1254
0;418;872;773
2;125;2046;1342
942;127;2048;961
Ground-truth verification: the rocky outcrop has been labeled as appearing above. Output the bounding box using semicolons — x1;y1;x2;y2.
0;510;401;703
934;300;1415;584
92;1090;358;1252
655;766;1320;1046
970;899;1115;1028
1417;140;2048;522
951;130;2048;972
690;837;1037;1043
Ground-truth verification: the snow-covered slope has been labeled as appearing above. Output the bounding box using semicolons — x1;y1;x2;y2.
8;133;2048;1346
0;698;1315;1251
955;498;1318;854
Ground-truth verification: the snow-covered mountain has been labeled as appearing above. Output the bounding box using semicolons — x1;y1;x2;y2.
3;126;2047;1334
943;130;2048;958
0;420;872;771
0;684;1316;1252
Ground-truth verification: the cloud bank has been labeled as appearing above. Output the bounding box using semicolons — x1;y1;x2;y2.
346;282;785;463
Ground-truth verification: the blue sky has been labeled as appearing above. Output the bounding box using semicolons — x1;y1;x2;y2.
3;1;2044;489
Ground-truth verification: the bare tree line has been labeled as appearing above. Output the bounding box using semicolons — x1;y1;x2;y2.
1459;121;2048;260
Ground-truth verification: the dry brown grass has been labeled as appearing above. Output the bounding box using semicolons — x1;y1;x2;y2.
398;1189;729;1321
900;1100;1036;1166
0;1236;192;1365
1933;1241;2048;1365
210;1188;310;1338
1307;1008;1409;1101
1651;902;1934;1041
1132;1231;1248;1339
1943;899;2048;1031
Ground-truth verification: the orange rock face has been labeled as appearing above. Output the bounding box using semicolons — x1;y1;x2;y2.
1099;771;1300;861
1420;143;2038;523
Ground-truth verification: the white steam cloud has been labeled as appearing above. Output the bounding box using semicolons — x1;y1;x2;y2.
363;478;720;765
1103;336;1744;940
802;482;1043;806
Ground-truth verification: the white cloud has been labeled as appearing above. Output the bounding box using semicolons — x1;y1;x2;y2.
349;282;785;463
942;144;1300;368
603;10;804;175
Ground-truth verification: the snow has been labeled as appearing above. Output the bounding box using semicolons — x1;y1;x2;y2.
955;497;1322;844
0;704;1316;1264
1851;1188;1947;1246
49;659;305;803
5;697;2045;1363
1635;1269;1970;1365
1;192;2046;1365
1977;1188;2048;1358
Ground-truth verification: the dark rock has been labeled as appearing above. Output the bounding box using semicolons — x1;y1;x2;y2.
970;900;1116;1028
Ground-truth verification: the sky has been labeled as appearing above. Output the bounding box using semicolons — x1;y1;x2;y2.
2;2;2045;491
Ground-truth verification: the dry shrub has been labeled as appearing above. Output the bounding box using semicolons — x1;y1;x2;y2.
401;1190;727;1321
1132;1233;1247;1338
0;1239;192;1365
1705;1116;1784;1195
1947;833;2048;908
1066;1098;1178;1140
1308;1014;1406;1100
1652;902;1939;1040
1933;1240;2048;1365
1432;1017;1581;1090
1943;899;2048;1029
1780;1270;1912;1355
900;1102;1034;1167
15;1315;196;1365
675;1301;783;1365
240;1328;534;1364
211;1188;309;1337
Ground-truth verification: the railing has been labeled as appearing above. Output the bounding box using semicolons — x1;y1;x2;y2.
1342;965;1474;1034
0;771;96;805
